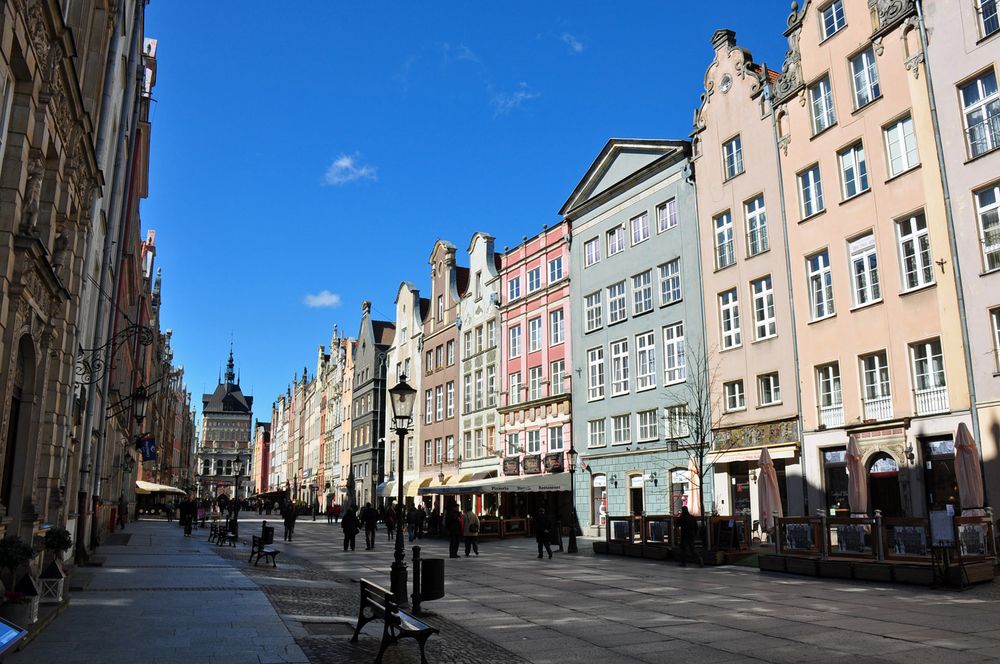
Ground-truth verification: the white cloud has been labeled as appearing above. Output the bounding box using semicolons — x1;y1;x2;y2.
491;82;540;117
303;290;342;308
561;33;584;54
322;153;377;186
442;42;479;63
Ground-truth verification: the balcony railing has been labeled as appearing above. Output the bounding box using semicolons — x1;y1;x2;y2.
819;403;844;428
914;386;949;416
863;395;893;421
967;112;1000;158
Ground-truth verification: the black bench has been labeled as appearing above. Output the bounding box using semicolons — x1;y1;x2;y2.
351;578;438;664
249;525;279;566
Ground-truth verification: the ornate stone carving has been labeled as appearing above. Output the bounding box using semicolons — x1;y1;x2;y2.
19;155;45;235
868;0;916;35
20;0;51;72
773;27;804;104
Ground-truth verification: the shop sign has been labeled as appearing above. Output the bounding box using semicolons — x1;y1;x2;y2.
137;435;157;462
592;475;607;488
713;420;799;451
543;453;563;473
502;457;520;476
958;523;988;556
522;455;542;474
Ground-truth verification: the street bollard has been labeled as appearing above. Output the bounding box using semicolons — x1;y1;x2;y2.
411;545;423;614
874;509;884;561
817;509;828;560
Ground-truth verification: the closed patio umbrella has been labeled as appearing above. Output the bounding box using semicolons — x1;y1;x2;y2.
757;447;783;533
955;422;986;517
687;455;701;517
846;435;868;516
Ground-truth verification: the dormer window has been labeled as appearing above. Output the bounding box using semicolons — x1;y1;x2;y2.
820;1;846;40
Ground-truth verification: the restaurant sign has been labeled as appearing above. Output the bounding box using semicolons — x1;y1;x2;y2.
543;453;563;473
502;457;520;476
522;455;542;475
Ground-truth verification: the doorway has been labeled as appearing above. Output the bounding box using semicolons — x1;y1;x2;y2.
2;337;35;521
867;453;902;517
628;474;644;515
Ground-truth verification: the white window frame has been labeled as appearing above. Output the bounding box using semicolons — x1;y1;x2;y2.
435;386;443;421
475;370;484;410
809;75;836;134
585;291;603;332
607;225;626;257
758;372;782;406
961;70;1000;158
607;281;627;324
635;331;656;391
659;259;682;306
719;289;742;349
424;390;433;424
715;211;736;269
723;135;744;179
807;250;836;320
487;364;496;406
657;198;678;232
610;338;630;396
976;183;1000;272
751;275;777;340
527;267;542;293
612;414;631;445
637;410;658;442
509;324;522;358
817;363;843;409
548;256;563;282
663;322;686;385
820;0;846;40
464;431;474;460
509;372;522;406
528;316;543;352
896;213;934;291
632;270;653;315
508;276;521;301
861;351;892;401
548;426;564;451
528;366;543;401
584;237;601;267
664;405;690;439
587;347;605;401
550;359;565;395
506;433;520;456
526;429;541;454
724;380;746;412
446;381;455;417
991;308;1000;369
631;212;650;246
980;0;999;38
464;331;473;357
463;374;472;413
799;164;825;218
588;419;606;448
910;339;946;393
850;47;880;108
549;309;564;345
849;234;881;307
884;115;919;176
745;195;768;256
838;143;869;199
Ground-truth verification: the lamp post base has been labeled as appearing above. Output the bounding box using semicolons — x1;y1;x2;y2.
390;561;408;607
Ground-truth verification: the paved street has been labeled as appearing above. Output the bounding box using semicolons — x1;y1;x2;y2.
14;518;1000;664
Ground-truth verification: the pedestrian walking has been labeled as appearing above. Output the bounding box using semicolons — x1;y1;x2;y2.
677;506;703;567
180;498;194;537
282;501;298;542
117;494;128;530
534;507;552;559
342;506;359;551
463;507;480;556
416;504;426;539
361;502;378;550
333;503;341;523
407;505;418;542
326;504;334;524
165;501;175;522
385;506;396;541
445;502;462;558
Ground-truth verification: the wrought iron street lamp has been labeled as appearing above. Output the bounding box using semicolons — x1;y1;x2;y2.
131;385;149;428
567;447;579;554
388;376;416;606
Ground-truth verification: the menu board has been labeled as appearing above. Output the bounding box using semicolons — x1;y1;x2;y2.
783;522;815;551
647;520;668;543
835;525;866;553
891;526;928;556
612;519;631;541
958;523;988;557
929;510;955;547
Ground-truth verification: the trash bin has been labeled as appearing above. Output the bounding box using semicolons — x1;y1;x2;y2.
421;558;445;601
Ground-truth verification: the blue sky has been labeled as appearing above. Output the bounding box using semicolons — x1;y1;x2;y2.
143;1;790;425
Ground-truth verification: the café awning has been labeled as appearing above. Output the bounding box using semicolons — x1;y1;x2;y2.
418;472;571;495
375;480;396;497
135;480;187;495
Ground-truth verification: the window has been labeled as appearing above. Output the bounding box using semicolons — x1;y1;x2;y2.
435;346;443;369
463;373;472;412
808;251;835;320
446;435;455;462
612;415;631;445
657;199;678;232
585;291;603;332
527;430;541;454
435;386;443;421
980;0;999;37
509;325;522;358
632;271;653;315
610;339;630;396
861;352;892;418
447;340;455;365
724;380;746;412
631;212;650;245
486;365;496;406
464;432;474;460
962;71;1000;158
820;0;846;39
475;271;482;299
751;275;777;340
487;319;497;347
850;47;880;108
588;419;606;447
446;381;455;417
528;317;543;352
658;259;682;305
849;234;881;306
529;366;543;400
508;277;521;301
664;405;690;438
607;281;627;324
715;211;735;269
719;289;742;349
424;440;433;465
476;370;485;410
897;214;933;290
991;309;1000;367
637;410;658;441
548;426;564;451
885;115;919;176
723;135;744;179
549;309;564;345
977;183;1000;271
911;339;947;401
506;433;520;456
607;225;626;256
817;363;843;426
509;372;522;405
744;195;768;256
424;390;433;424
587;347;605;400
663;322;686;384
839;143;869;199
550;360;565;395
527;267;541;293
480;428;490;457
435;438;443;464
809;76;836;134
437;295;444;321
798;165;825;218
758;373;781;406
548;256;563;282
635;331;656;391
584;237;601;267
464;331;472;357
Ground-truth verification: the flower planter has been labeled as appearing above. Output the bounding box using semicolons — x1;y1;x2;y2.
39;560;65;604
0;596;38;626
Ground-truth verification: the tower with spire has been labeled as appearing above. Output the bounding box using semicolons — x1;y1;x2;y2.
197;347;254;500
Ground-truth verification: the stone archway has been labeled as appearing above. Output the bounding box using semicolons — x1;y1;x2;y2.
2;335;38;526
867;452;902;517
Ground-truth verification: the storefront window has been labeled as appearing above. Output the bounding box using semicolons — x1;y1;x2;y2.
730;461;751;516
823;448;849;516
923;436;958;512
591;474;607;527
670;469;689;514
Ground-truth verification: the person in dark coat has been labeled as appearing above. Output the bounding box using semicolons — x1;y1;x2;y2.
342;506;359;551
445;503;462;558
535;507;553;559
677;506;703;567
385;505;396;541
407;505;418;542
360;502;378;550
282;501;298;542
415;504;426;539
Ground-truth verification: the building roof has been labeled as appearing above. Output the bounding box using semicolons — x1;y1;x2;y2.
372;320;396;346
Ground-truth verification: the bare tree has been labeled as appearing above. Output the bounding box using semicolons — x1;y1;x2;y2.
663;341;739;546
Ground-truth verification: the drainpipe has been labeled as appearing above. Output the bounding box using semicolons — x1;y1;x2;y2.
913;2;985;478
766;79;809;516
